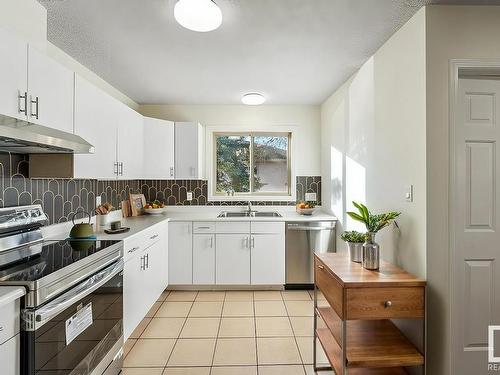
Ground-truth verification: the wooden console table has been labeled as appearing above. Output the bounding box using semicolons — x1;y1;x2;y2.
313;253;426;374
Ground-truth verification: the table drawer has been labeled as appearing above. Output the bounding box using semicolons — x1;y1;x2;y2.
346;287;425;319
193;222;215;233
0;299;20;344
315;258;344;319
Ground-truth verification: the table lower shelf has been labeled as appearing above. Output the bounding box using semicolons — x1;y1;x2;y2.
316;307;424;371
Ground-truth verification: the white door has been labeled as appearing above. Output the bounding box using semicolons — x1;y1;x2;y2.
27;45;74;133
453;77;500;373
175;122;200;179
168;222;193;285
74;75;118;179
143;117;175;179
0;27;28;121
216;234;250;284
123;251;146;340
193;234;215;284
116;103;143;179
251;233;285;285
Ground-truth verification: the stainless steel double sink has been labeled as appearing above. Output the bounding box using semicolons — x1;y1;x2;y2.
217;211;282;218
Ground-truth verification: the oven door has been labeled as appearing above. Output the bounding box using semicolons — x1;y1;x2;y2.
22;259;124;375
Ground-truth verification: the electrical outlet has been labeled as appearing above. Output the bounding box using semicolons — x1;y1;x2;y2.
187;192;193;201
305;192;317;202
405;185;414;202
96;196;102;207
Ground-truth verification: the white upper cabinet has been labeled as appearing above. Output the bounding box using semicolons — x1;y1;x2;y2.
175;122;205;179
143;117;175;179
0;27;28;122
116;102;143;179
27;45;74;133
74;75;118;179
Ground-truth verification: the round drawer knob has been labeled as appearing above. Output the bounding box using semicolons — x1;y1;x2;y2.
384;300;393;308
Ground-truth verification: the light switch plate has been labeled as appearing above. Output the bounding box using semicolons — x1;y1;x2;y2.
305;192;317;202
405;185;414;202
187;192;193;201
96;196;101;207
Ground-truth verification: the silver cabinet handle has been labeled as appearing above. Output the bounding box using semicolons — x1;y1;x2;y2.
128;246;140;254
145;253;149;269
18;91;27;114
210;237;213;248
250;237;255;248
119;162;124;176
197;226;211;230
140;256;145;270
33;260;123;325
114;162;119;176
244;237;249;248
30;95;39;119
0;326;4;332
170;167;174;177
150;234;158;240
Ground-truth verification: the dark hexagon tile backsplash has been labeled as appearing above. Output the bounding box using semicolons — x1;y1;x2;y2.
0;153;320;224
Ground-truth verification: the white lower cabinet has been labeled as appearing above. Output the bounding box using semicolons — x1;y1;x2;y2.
216;234;251;285
251;233;285;284
123;224;168;340
168;222;193;284
193;234;215;284
0;335;19;375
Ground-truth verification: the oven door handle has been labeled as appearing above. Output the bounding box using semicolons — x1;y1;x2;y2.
34;259;124;324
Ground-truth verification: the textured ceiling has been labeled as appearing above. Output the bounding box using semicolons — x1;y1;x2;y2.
39;0;500;105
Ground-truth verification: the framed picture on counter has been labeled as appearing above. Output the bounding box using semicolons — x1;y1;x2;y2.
129;193;146;216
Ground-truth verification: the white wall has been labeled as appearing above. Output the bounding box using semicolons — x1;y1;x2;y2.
140;104;321;177
425;6;500;375
0;0;138;110
321;8;427;277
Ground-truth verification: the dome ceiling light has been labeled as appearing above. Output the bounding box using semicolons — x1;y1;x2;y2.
242;93;266;105
174;0;222;32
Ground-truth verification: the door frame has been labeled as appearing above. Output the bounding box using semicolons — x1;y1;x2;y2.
449;59;500;374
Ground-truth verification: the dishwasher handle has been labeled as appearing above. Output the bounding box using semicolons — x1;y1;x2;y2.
287;225;334;231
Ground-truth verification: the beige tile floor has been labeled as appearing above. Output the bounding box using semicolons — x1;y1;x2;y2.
122;290;333;375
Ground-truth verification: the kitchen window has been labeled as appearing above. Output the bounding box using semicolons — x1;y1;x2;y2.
214;132;292;197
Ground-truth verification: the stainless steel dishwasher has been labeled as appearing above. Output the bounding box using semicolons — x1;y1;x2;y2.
285;221;336;287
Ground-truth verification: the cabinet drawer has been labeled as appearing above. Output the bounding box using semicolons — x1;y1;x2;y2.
193;222;215;233
145;225;163;248
315;258;344;319
123;235;145;262
0;299;20;345
251;222;284;234
216;221;250;233
346;287;425;319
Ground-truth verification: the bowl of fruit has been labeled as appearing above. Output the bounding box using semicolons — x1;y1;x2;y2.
296;201;316;215
144;200;168;215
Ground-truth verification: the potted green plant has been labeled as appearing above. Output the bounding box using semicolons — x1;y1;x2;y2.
346;202;400;270
340;231;365;263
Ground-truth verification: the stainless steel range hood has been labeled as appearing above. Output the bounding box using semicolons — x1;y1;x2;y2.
0;115;94;154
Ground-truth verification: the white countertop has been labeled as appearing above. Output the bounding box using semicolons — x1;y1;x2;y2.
44;206;337;241
0;286;25;307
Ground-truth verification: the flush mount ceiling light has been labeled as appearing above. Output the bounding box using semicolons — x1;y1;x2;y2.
174;0;222;32
242;93;266;105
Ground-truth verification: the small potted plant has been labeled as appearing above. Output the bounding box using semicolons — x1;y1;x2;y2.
340;231;365;263
347;202;400;270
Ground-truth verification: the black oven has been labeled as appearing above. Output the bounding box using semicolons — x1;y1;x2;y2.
21;259;124;375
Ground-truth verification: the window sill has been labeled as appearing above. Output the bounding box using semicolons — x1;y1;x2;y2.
208;194;296;202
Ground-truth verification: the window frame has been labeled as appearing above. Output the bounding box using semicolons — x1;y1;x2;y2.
206;126;296;202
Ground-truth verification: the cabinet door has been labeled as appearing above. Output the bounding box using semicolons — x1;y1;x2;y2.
251;233;285;285
143;117;175;179
144;239;168;306
175;122;203;179
116;102;143;179
193;234;215;284
123;252;146;340
168;222;193;284
216;234;250;285
74;75;118;179
0;28;28;121
0;335;20;375
27;45;74;133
